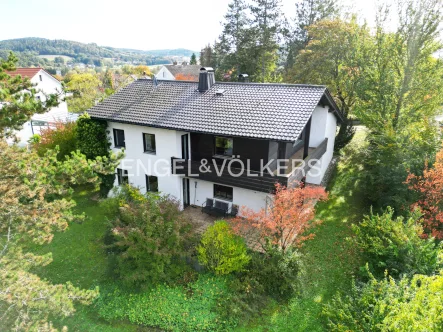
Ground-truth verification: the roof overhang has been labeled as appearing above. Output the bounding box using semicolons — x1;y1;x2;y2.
320;88;344;123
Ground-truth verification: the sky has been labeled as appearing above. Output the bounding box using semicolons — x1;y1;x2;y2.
0;0;379;51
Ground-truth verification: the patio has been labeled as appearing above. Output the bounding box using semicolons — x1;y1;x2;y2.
183;205;263;252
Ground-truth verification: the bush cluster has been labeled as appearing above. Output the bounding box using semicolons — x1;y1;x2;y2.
197;221;250;275
30;113;114;196
97;274;237;331
33;121;77;160
323;269;443;331
105;185;196;286
352;207;442;279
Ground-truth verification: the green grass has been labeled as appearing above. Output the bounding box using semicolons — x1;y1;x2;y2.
240;130;368;331
30;187;137;332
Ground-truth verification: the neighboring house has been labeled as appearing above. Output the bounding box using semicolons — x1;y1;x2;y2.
156;64;201;81
6;68;68;146
88;67;343;215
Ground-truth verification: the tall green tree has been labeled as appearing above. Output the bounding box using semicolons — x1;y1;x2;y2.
0;141;121;329
285;0;339;70
249;0;287;82
200;44;217;68
215;0;251;80
0;52;60;138
356;0;443;211
290;18;370;151
65;72;102;113
190;53;197;65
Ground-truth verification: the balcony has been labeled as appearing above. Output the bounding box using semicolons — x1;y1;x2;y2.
171;138;328;193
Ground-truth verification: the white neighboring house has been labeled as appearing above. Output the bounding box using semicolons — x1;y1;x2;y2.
88;68;343;216
155;64;200;81
6;68;68;146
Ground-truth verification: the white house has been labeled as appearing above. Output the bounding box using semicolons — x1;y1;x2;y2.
155;64;201;81
6;68;69;146
88;68;343;216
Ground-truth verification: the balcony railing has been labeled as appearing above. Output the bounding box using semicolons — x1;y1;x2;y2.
171;138;328;193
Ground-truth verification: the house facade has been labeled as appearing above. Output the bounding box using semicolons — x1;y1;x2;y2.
88;68;342;215
6;68;68;146
156;64;200;81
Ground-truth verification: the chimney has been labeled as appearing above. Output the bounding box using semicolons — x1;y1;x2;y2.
198;67;215;92
238;73;249;83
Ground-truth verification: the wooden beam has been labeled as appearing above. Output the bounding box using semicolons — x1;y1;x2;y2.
303;117;312;159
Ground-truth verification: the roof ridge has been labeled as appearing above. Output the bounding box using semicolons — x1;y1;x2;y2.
136;78;326;88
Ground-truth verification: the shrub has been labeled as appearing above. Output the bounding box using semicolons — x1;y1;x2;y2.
76;113;110;160
407;145;443;239
76;113;113;196
323;269;443;331
197;221;250;275
33;121;77;160
247;245;304;300
352;207;442;279
231;183;327;252
215;273;269;324
97;274;237;331
107;185;196;286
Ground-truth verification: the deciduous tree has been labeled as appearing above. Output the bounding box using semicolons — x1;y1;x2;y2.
65;72;102;113
356;0;443;211
285;0;339;70
174;73;197;81
289;18;370;151
232;183;327;252
407;145;443;239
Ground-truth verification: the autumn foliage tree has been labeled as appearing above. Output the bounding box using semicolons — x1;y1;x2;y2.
232;183;327;252
174;73;198;81
33;121;78;160
407;146;443;239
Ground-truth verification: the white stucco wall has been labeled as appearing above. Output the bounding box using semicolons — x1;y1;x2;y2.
306;111;337;185
107;121;271;213
9;70;68;146
188;178;270;215
155;66;175;80
309;105;328;148
108;122;186;203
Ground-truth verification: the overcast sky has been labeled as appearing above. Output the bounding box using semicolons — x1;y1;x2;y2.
0;0;379;51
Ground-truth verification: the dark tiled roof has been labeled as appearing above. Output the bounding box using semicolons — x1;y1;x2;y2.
165;64;200;80
88;79;338;141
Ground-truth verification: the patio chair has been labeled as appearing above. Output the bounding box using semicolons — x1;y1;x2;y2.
228;204;239;217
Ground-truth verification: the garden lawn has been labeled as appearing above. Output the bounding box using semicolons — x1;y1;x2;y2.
241;130;367;331
28;131;367;331
30;187;138;332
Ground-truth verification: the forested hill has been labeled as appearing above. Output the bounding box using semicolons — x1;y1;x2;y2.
0;37;196;67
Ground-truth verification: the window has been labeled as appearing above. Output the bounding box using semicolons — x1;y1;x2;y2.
142;133;156;153
113;129;125;148
146;175;158;192
39;75;42;81
214;136;233;156
214;184;233;201
117;168;128;185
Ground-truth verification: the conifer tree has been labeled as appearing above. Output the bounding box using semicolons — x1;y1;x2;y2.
190;53;197;65
249;0;287;82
